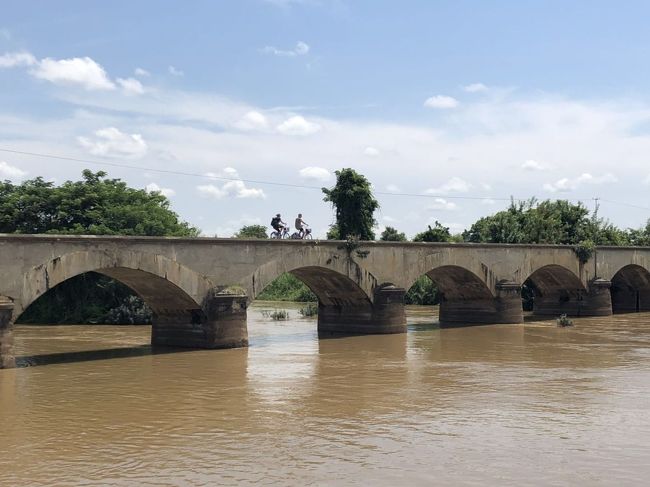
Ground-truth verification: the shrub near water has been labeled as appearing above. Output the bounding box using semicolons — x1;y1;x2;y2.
299;303;318;317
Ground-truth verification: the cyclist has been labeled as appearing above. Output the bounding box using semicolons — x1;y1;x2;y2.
271;214;287;236
294;213;309;238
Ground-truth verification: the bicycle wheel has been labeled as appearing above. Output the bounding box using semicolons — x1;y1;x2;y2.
304;233;313;239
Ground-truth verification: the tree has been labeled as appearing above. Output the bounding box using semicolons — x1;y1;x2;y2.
413;221;451;242
0;170;199;236
380;226;407;241
7;170;199;325
628;220;650;246
322;168;379;240
235;224;269;239
462;198;627;245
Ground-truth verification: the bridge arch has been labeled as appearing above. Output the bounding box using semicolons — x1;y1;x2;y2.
17;250;215;318
611;264;650;313
523;264;587;316
246;254;377;306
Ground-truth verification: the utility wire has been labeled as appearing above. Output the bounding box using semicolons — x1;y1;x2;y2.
1;147;648;209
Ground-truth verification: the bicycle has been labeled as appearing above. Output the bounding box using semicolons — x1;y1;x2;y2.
270;226;290;239
290;227;313;239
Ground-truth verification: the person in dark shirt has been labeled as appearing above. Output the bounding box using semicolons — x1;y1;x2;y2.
271;214;287;235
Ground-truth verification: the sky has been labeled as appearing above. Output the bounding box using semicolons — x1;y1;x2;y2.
1;0;650;238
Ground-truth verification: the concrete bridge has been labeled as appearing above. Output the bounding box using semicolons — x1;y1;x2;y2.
1;234;649;368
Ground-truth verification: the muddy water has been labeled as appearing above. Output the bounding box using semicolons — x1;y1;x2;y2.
2;304;650;486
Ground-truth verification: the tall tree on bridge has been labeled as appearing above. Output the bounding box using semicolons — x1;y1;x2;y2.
322;168;379;240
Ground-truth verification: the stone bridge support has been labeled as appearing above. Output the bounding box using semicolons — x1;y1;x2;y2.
439;280;523;325
151;294;248;349
318;285;407;336
532;278;612;317
0;296;15;369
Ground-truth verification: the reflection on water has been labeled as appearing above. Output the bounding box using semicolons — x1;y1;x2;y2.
2;303;650;486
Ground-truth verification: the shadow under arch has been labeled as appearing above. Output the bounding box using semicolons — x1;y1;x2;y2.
18;250;214;317
251;264;405;335
611;264;650;313
404;265;520;325
524;264;587;316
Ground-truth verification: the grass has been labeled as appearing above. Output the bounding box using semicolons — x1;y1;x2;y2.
257;273;317;302
556;314;574;327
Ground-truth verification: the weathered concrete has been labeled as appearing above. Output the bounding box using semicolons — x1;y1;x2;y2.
0;296;15;369
0;234;649;368
318;285;407;336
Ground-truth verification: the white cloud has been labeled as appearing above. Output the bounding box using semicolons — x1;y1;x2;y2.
261;41;310;57
31;56;116;91
481;198;497;205
234;111;269;131
382;215;397;223
425;177;471;194
480;182;492;191
364;146;380;157
464;83;488;93
543;173;618;193
0;51;36;68
276;115;321;135
116;77;145;95
427;198;458;211
0;161;27;180
197;168;266;199
385;184;401;193
424;95;459;109
644;174;650;185
77;127;148;158
299;166;331;182
521;159;548;171
134;67;150;77
145;182;175;198
168;65;184;76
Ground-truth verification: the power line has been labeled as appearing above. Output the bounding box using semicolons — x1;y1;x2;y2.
1;147;648;210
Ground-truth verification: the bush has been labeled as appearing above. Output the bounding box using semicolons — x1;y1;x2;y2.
299;303;318;317
405;276;438;305
270;310;290;321
556;314;574;327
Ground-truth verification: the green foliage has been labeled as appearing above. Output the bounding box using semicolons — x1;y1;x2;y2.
326;224;340;240
627;220;650;246
413;221;451;242
261;309;290;321
405;275;438;305
322;168;379;240
257;273;317;302
235;224;269;239
574;239;595;264
17;272;151;324
0;170;198;236
299;303;319;317
380;226;407;241
462;198;628;246
104;295;153;325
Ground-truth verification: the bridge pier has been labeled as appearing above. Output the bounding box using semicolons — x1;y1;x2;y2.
318;285;407;336
151;294;248;349
612;289;650;313
439;280;523;325
0;296;15;369
533;278;612;317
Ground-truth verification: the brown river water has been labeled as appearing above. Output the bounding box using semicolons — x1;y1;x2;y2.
2;303;650;486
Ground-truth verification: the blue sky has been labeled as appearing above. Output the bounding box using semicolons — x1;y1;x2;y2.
1;0;650;237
